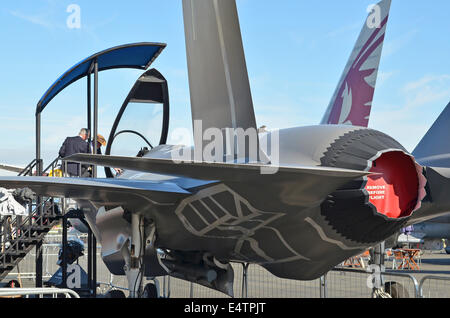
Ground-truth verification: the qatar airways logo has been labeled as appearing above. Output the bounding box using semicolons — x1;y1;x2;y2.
170;120;280;175
328;11;388;127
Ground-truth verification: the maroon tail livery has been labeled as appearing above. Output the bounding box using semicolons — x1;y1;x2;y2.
321;0;391;127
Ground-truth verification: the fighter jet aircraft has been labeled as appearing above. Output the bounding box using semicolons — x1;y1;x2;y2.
1;0;450;298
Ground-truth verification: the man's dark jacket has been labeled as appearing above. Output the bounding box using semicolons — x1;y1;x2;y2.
59;136;90;176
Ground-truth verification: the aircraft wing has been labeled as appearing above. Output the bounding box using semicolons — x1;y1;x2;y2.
0;176;191;281
0;176;191;207
66;153;371;181
0;163;24;173
63;153;375;208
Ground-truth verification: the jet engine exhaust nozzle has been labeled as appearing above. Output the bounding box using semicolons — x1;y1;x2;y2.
318;128;427;244
365;150;427;220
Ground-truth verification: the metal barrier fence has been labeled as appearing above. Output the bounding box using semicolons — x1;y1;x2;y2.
165;264;450;298
419;276;450;298
0;288;80;298
3;234;129;295
3;234;450;298
331;268;420;298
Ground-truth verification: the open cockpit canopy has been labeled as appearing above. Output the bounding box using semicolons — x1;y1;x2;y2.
36;42;166;114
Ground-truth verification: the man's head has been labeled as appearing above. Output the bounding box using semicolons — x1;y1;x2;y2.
79;128;90;141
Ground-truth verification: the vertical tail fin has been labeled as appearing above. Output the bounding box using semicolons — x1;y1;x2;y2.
321;0;391;127
182;0;258;156
412;101;450;167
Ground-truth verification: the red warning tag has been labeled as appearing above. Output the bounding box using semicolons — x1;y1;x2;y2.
366;151;419;219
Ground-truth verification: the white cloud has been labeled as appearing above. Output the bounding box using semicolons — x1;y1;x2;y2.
376;70;396;86
383;29;418;58
403;74;450;93
402;74;450;109
9;10;55;29
326;21;360;38
371;74;450;151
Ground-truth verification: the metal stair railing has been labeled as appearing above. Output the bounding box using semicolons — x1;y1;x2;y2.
0;287;80;298
0;197;62;281
18;156;64;178
18;159;37;177
0;156;71;283
42;157;64;177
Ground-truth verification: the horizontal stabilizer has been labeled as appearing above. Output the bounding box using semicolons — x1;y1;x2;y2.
66;153;371;181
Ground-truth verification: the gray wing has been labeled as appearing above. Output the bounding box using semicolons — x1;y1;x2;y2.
66;153;370;181
65;153;373;206
0;176;190;208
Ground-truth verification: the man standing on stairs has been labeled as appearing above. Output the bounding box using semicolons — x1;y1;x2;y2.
58;128;91;177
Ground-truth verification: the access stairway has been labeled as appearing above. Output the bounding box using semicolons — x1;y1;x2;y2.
0;158;64;282
0;198;61;281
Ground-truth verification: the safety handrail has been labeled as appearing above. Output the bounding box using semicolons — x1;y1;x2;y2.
42;157;63;176
332;267;421;298
2;156;61;243
419;275;450;298
1;197;57;234
1;197;60;257
18;159;37;177
17;156;65;177
0;287;80;298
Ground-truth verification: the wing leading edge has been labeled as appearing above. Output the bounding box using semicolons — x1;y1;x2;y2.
64;153;373;206
0;176;190;207
66;153;371;181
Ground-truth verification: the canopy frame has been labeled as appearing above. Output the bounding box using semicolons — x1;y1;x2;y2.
35;42;166;175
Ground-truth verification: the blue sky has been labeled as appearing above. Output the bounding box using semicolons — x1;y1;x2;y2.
0;0;449;174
